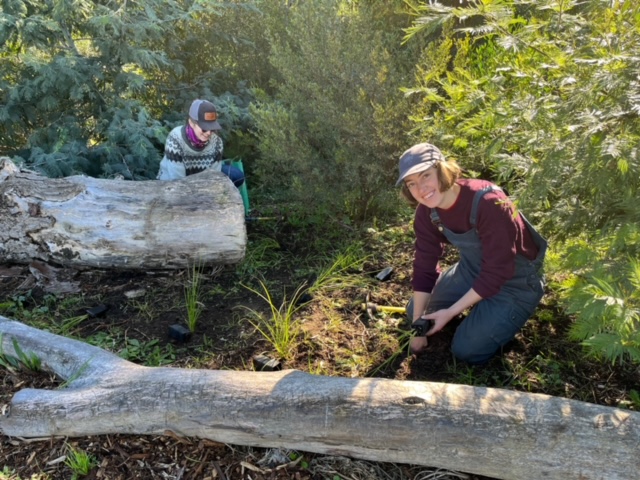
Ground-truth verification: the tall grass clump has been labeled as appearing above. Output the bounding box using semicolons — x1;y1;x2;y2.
184;261;204;333
242;280;307;360
307;243;372;295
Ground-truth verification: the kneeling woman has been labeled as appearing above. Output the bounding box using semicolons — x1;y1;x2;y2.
397;143;547;364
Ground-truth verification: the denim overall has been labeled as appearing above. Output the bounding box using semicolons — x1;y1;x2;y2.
409;186;548;364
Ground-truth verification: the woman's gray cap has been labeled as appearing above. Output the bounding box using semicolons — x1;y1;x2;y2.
189;99;221;131
396;143;446;186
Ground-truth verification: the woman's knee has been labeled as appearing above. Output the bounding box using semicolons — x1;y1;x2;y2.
451;336;497;365
221;164;245;187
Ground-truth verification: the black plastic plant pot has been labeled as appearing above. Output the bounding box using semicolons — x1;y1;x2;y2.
168;324;192;343
295;292;313;307
85;304;109;318
375;266;394;282
253;354;282;372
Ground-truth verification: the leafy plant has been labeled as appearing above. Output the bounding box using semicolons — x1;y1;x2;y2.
118;338;175;366
64;444;97;480
565;259;640;364
0;0;259;178
0;337;42;373
242;280;307;360
3;292;51;325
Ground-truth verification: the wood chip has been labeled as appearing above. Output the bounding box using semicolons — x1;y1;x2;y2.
163;429;192;445
46;455;67;466
240;461;265;474
130;453;150;459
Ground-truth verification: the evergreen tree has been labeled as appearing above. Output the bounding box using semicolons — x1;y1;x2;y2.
0;0;210;179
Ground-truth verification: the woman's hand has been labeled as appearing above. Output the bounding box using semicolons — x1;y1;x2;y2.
424;308;456;336
409;335;428;354
410;309;454;354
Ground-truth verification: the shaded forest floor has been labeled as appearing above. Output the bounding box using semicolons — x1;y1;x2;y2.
1;218;639;479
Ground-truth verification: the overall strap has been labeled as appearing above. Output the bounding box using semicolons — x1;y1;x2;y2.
430;208;443;231
470;185;503;228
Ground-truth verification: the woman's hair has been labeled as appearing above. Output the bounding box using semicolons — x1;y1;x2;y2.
399;159;462;207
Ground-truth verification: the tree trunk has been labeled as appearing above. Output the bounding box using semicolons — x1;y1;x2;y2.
1;317;638;480
0;157;246;269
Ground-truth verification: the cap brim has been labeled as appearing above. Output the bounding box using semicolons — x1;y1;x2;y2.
198;120;221;131
395;161;435;186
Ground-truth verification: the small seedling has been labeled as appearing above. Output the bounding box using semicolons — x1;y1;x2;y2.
11;338;41;372
0;334;20;373
184;261;204;333
65;444;97;479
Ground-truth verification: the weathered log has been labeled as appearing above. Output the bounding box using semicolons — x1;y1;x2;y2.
1;317;638;480
0;157;246;269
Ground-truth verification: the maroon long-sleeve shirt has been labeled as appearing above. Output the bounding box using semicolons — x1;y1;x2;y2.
412;179;539;299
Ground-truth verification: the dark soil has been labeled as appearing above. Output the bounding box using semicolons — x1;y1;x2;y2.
1;220;639;480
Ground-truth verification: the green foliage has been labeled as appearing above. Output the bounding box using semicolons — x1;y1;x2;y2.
0;335;41;372
2;292;52;325
0;334;19;373
367;328;414;377
118;338;175;366
250;0;417;223
242;280;306;360
64;444;98;480
307;243;371;295
561;244;640;363
56;314;90;337
628;389;640;410
404;0;640;363
406;0;640;227
184;261;204;333
0;467;50;480
235;235;284;277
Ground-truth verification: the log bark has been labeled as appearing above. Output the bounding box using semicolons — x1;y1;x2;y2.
0;157;246;269
1;317;639;480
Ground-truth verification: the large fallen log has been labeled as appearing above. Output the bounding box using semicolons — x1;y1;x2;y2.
1;316;638;480
0;157;246;269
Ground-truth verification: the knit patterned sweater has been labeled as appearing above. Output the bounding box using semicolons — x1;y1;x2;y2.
156;125;223;180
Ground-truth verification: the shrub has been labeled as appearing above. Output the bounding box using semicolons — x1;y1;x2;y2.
404;0;640;362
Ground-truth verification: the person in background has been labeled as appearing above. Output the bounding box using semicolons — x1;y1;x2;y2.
156;99;244;187
398;143;547;365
